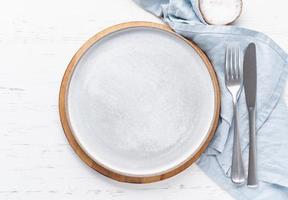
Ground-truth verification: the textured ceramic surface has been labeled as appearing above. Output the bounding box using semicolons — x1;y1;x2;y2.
66;27;215;176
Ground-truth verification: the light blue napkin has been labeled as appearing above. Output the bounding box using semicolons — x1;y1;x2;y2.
134;0;288;199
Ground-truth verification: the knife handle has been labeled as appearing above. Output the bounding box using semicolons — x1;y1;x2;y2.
247;107;258;187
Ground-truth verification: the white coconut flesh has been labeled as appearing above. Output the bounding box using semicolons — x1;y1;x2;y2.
199;0;242;25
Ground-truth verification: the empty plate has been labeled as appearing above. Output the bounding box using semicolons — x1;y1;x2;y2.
59;22;220;183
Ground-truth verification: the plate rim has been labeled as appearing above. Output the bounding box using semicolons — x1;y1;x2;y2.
59;21;221;183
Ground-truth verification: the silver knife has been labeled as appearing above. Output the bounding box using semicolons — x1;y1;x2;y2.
243;43;258;187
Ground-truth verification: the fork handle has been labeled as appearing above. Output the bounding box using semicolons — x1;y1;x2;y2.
231;101;245;184
247;107;258;187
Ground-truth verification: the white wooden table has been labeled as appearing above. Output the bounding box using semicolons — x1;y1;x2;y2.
1;0;287;199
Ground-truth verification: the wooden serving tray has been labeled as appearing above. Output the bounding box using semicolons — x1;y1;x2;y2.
59;21;220;183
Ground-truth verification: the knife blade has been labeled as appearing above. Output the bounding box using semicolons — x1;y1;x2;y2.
244;43;257;107
243;43;258;187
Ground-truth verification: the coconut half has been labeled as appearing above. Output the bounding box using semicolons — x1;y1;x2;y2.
199;0;242;25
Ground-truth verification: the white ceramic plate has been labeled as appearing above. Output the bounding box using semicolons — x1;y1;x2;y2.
65;24;218;177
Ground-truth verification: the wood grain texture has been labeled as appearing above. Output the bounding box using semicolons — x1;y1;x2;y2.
59;21;221;183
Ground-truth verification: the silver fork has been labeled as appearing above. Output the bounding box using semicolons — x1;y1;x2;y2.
225;45;245;184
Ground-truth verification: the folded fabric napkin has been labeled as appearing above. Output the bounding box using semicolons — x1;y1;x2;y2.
135;0;288;199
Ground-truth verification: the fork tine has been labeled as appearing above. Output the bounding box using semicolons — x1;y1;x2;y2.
232;46;236;80
225;45;230;81
233;46;238;80
237;46;241;80
230;46;234;80
234;46;239;80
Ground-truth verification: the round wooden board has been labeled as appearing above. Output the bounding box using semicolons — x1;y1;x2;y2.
59;21;221;183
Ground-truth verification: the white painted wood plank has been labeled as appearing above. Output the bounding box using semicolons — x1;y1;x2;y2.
0;0;287;199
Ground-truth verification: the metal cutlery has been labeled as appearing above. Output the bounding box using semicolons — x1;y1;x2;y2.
243;43;258;188
225;44;246;184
